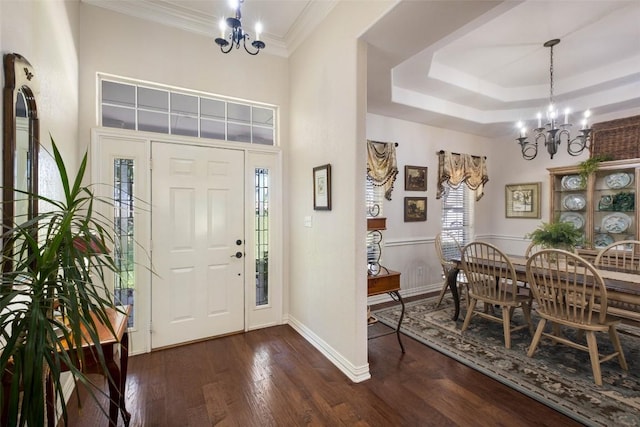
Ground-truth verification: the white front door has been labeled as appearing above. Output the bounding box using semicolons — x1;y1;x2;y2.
151;142;245;348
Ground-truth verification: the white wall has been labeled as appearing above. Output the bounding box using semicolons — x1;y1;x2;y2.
1;0;80;201
287;1;395;382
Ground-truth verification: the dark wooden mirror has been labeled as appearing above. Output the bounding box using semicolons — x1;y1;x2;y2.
3;53;39;272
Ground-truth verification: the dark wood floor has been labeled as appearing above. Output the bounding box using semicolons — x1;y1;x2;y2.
63;320;581;426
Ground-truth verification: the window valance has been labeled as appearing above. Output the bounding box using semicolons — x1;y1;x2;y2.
367;140;398;201
436;150;488;201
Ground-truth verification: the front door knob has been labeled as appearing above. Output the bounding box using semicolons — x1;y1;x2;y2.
231;251;243;259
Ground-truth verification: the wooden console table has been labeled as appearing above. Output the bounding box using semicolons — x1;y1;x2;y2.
46;305;131;427
368;270;405;353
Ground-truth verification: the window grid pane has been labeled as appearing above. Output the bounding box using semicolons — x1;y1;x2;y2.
100;79;275;145
441;184;473;246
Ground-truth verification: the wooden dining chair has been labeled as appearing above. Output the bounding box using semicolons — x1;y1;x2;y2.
434;232;468;308
593;239;640;323
460;241;533;349
524;242;544;258
594;240;640;272
526;249;628;386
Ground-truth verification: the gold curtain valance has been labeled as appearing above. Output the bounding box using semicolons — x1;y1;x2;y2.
367;140;398;201
436;150;488;201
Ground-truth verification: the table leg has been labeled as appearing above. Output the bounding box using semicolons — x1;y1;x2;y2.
447;267;461;321
106;356;121;426
46;372;55;427
119;331;131;426
390;290;406;353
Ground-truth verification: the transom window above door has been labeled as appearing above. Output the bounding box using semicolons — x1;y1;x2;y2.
99;76;276;146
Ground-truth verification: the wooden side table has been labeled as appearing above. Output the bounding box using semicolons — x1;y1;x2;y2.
46;305;131;427
368;270;405;353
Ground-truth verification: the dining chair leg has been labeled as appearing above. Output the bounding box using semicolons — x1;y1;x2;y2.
435;278;449;308
463;284;470;308
461;298;477;331
521;302;534;335
608;326;629;371
502;306;512;349
585;331;603;386
527;319;546;357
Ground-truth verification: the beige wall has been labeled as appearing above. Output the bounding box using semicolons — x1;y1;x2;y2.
287;1;395;381
77;4;289;156
366;113;494;296
1;0;80;202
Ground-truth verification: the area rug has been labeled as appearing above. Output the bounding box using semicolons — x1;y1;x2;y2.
373;296;640;427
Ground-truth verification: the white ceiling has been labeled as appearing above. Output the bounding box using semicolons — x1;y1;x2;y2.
84;0;640;138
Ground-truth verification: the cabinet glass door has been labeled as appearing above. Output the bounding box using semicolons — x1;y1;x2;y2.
554;173;587;245
593;167;636;248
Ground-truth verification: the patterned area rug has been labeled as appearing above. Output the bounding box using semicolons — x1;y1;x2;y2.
373;297;640;427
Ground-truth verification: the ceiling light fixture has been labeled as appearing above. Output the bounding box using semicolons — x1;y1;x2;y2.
215;0;265;55
516;39;592;160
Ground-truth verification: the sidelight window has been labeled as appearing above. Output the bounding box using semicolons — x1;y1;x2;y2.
255;168;269;306
113;159;136;327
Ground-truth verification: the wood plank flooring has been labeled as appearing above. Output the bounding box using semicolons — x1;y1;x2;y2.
63;322;581;426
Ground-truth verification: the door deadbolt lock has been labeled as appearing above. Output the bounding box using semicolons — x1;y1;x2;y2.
231;251;243;259
236;239;243;246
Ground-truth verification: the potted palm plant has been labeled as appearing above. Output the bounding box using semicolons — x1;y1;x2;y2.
0;140;124;426
525;221;584;253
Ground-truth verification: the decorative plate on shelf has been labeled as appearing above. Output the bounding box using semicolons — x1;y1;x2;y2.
601;213;632;234
594;233;615;249
559;212;585;230
561;175;583;190
598;195;614;211
562;194;586;211
605;172;634;189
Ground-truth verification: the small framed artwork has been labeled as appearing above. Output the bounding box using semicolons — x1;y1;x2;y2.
505;182;541;218
404;197;427;222
313;164;332;210
405;165;428;191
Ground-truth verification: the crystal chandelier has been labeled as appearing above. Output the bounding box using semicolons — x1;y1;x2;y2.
215;0;265;55
516;39;592;160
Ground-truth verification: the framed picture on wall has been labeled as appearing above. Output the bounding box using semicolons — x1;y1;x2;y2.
313;164;332;210
505;182;541;218
405;165;428;191
404;197;427;222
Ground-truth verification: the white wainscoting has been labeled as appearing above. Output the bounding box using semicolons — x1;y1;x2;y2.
366;234;533;305
367;236;441;304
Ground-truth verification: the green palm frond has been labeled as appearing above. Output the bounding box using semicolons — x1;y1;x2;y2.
1;138;124;426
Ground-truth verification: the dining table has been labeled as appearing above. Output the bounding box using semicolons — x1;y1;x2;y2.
446;255;640;321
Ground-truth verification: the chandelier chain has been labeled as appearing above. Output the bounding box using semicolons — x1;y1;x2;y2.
549;44;554;105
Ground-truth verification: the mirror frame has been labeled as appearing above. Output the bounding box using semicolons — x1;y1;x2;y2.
3;53;39;273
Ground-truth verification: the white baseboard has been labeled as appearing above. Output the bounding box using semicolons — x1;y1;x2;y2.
287;315;371;383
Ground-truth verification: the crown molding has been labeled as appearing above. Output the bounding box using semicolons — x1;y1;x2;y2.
285;0;338;55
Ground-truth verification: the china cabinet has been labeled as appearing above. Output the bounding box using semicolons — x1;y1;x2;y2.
548;158;640;251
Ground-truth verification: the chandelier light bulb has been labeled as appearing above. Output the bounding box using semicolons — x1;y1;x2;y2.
564;108;570;124
537;112;542;128
255;22;263;41
219;18;227;38
229;0;239;9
